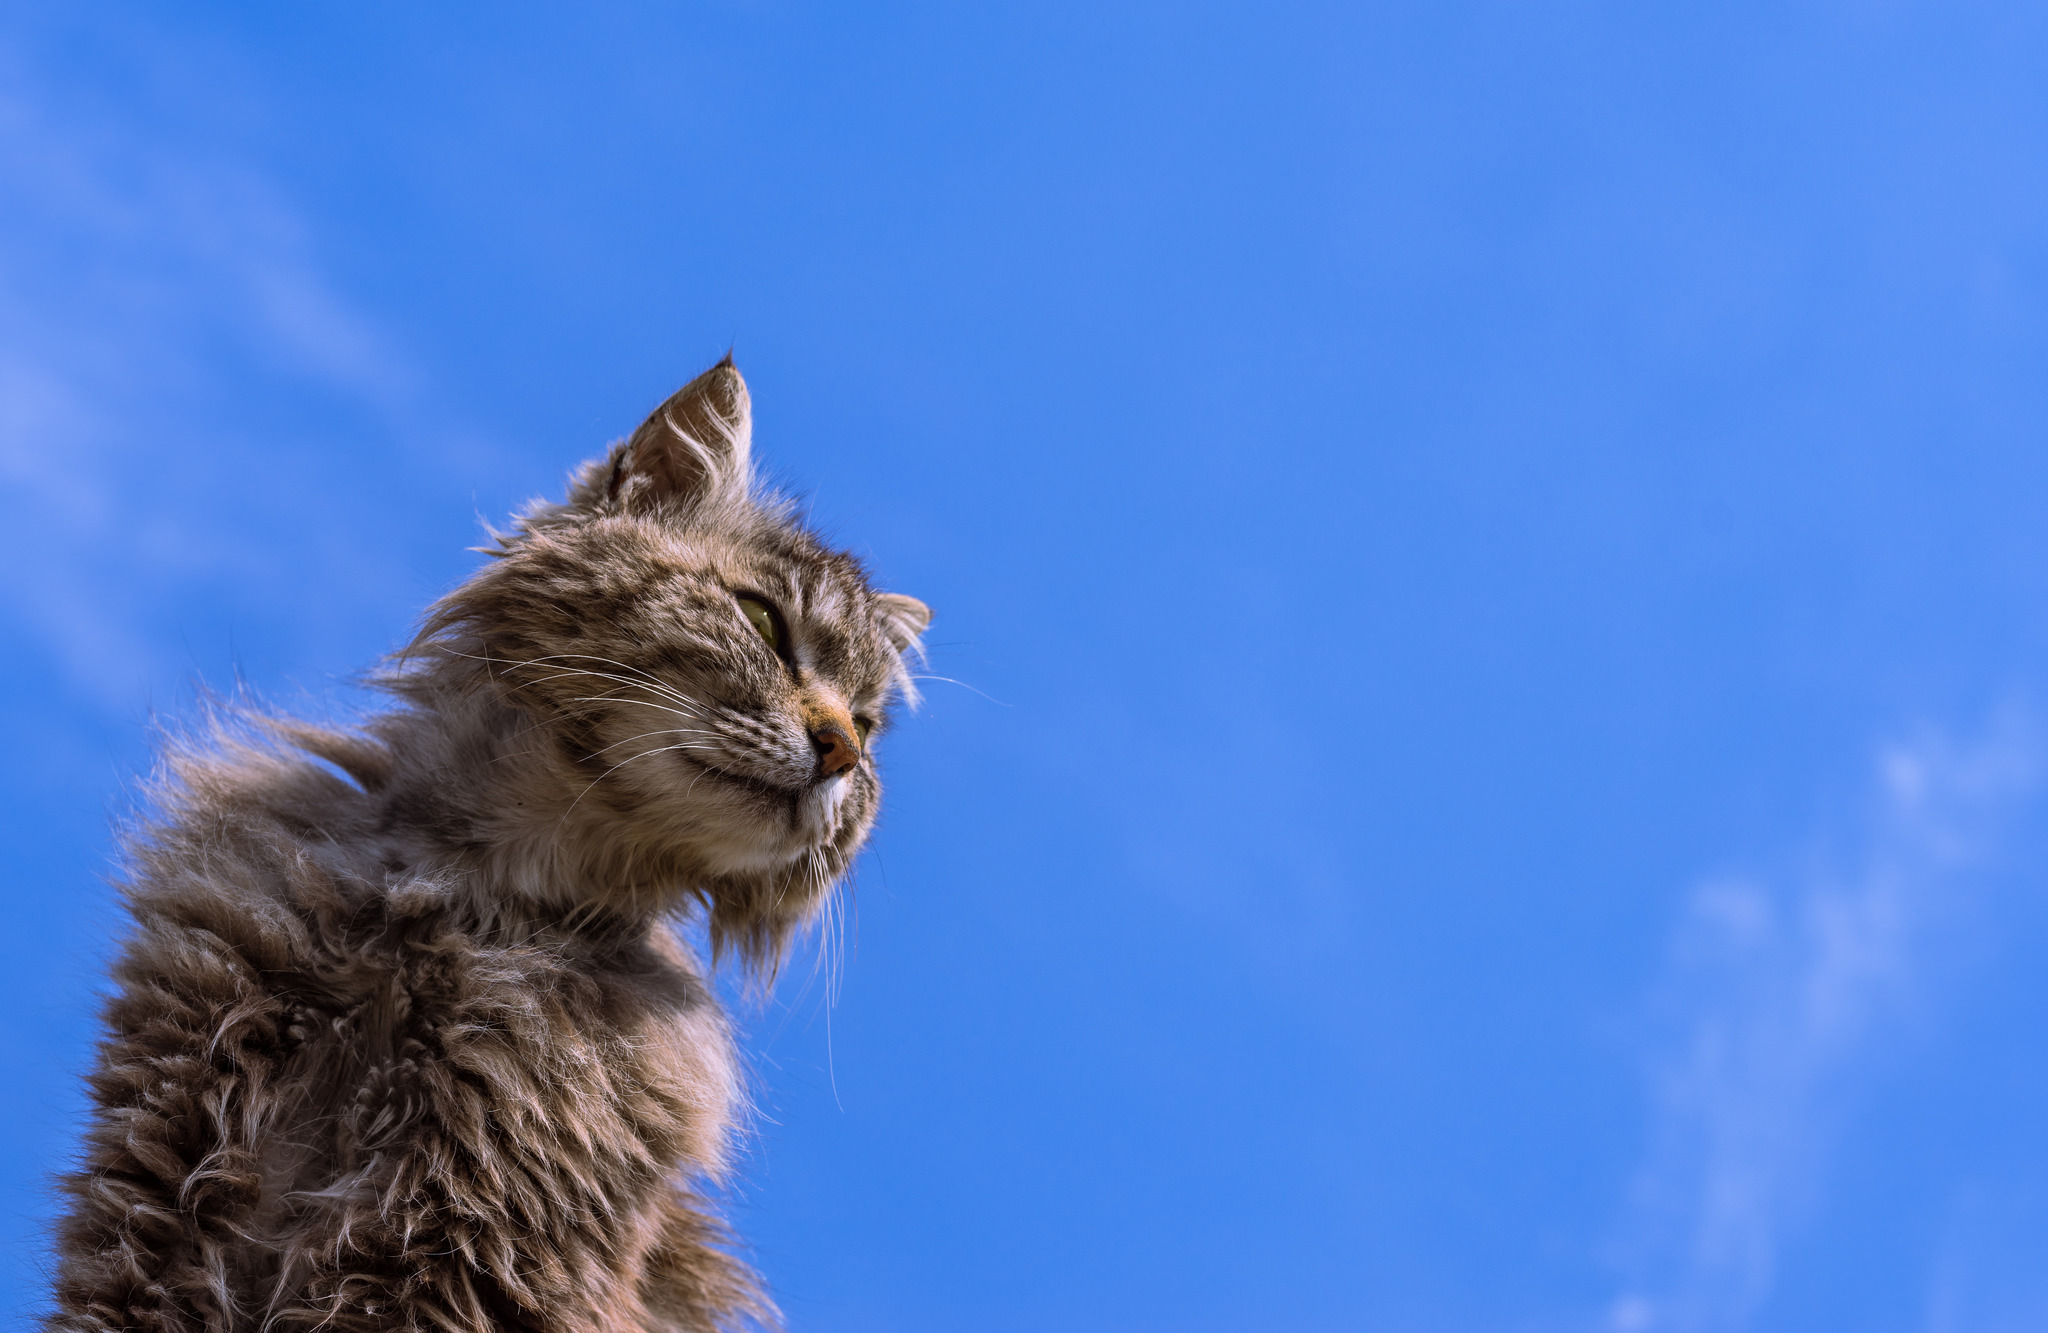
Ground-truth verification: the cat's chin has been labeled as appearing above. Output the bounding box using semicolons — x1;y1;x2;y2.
694;832;833;880
672;768;855;876
797;770;855;842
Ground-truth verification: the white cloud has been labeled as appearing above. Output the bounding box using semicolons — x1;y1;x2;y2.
1607;710;2040;1332
0;23;422;708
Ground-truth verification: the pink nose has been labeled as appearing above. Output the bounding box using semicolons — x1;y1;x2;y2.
811;724;861;778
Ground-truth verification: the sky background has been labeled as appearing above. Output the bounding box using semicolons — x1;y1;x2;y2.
7;2;2048;1329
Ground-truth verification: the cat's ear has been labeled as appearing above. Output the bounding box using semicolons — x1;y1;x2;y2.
875;592;932;655
605;356;753;511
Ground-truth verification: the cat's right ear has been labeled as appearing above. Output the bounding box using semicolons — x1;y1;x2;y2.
875;592;932;656
602;356;754;512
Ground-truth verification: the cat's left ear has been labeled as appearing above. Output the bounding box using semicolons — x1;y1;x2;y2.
606;356;753;511
875;592;932;655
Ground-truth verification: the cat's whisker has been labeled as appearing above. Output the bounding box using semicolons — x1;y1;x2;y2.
452;648;714;716
514;664;700;699
827;860;843;1007
508;650;671;678
558;739;727;826
906;673;1008;706
554;696;719;737
533;676;714;719
559;696;720;730
587;726;723;759
443;646;690;702
562;695;717;728
522;670;712;716
811;849;845;1008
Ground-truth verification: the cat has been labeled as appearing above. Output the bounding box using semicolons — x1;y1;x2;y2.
47;358;931;1333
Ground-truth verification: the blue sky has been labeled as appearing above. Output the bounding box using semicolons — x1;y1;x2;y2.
8;2;2048;1329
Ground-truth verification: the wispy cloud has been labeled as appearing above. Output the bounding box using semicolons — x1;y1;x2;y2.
0;22;425;709
1607;710;2040;1333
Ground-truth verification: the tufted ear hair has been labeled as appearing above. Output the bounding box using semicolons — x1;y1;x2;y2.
875;592;932;656
606;356;753;511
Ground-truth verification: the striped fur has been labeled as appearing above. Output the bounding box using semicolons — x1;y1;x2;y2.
49;360;930;1333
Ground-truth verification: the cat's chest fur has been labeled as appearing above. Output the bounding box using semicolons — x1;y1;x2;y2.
280;883;739;1187
108;859;744;1330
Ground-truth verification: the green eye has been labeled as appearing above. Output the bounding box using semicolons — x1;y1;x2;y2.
736;596;780;652
854;715;875;743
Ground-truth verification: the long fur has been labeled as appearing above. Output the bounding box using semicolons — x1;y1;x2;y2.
48;360;931;1333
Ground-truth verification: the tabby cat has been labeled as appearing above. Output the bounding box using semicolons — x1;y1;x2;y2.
49;358;930;1332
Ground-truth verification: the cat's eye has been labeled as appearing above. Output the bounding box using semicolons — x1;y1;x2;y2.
736;595;781;653
854;715;875;743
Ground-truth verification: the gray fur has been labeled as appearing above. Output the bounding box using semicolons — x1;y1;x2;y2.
48;360;930;1333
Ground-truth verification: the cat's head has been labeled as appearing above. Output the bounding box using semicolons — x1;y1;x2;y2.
412;358;929;970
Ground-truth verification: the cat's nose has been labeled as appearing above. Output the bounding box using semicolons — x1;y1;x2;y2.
810;722;861;778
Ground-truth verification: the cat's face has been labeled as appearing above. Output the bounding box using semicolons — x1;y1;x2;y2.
422;360;928;962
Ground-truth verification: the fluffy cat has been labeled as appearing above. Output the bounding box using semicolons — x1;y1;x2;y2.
48;358;930;1333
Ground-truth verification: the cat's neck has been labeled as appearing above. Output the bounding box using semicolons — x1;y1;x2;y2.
371;687;691;932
